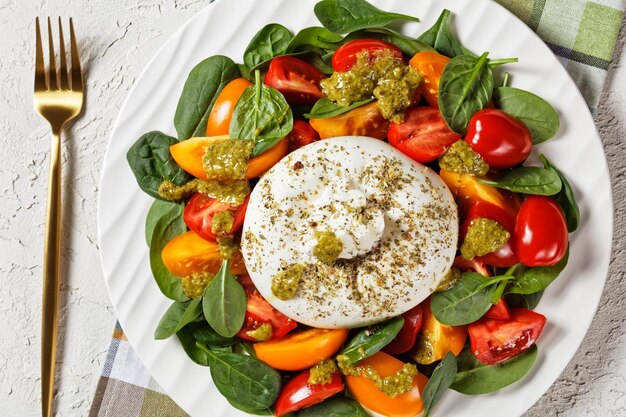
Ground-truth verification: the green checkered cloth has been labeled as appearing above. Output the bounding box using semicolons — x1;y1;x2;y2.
90;1;624;416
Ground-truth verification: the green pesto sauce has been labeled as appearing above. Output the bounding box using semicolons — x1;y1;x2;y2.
436;267;461;292
202;139;254;181
245;323;273;341
438;140;489;176
337;356;418;398
158;179;250;205
271;264;306;301
461;218;510;260
212;210;235;237
412;329;436;365
313;231;344;264
320;50;422;123
308;359;339;385
180;272;213;299
217;237;239;260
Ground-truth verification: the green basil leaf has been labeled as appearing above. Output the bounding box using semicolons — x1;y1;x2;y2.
174;55;240;139
189;321;236;348
286;26;345;53
197;344;281;410
418;9;467;58
154;298;203;340
438;53;494;134
505;290;544;310
127;131;192;200
229;72;294;156
298;397;370;417
540;155;580;232
176;326;210;366
149;204;188;301
451;344;538;394
431;272;509;326
304;97;374;119
202;260;247;337
507;250;569;295
478;167;562;196
145;200;184;247
493;87;560;144
422;352;457;417
339;317;404;365
244;24;293;68
346;27;436;56
314;0;420;34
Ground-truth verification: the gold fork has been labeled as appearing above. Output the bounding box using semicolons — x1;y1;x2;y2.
34;17;83;417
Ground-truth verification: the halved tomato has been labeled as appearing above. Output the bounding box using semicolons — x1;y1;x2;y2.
409;52;451;107
287;120;320;152
183;194;249;242
383;304;423;355
274;369;344;417
264;56;325;105
309;101;389;140
332;39;403;72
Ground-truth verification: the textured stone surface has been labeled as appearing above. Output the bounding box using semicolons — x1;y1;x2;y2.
0;1;623;416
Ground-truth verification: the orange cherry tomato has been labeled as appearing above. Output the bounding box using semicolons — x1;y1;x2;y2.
253;329;348;371
414;299;467;365
161;230;246;277
409;52;451;107
346;352;428;417
170;136;288;180
309;101;389;140
206;78;252;136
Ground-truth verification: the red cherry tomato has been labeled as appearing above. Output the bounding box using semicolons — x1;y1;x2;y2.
332;39;403;72
465;109;533;169
287;120;320;152
515;196;568;267
468;308;546;365
274;369;344;417
264;56;325;105
383;304;424;355
183;194;249;242
236;275;297;341
388;107;461;163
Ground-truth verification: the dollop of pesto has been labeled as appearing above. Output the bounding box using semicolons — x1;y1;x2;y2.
180;272;213;299
461;218;510;260
337;357;418;398
272;264;306;301
438;140;489;176
158;179;250;205
202;139;254;181
320;50;422;123
435;267;461;292
308;359;339;385
313;231;344;264
212;210;235;237
245;323;273;341
412;329;436;365
217;237;239;260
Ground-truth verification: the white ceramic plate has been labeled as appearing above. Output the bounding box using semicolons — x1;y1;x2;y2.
97;0;614;415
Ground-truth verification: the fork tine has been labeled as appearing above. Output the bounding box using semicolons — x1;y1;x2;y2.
69;18;83;92
58;17;69;90
47;17;58;90
35;17;47;91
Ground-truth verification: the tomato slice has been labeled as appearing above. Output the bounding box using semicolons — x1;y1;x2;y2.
486;298;511;320
332;39;403;72
206;78;252;136
309;101;389;140
183;194;249;242
468;308;546;365
274;370;344;417
409;52;451;107
287;119;320;152
388;107;461;163
264;56;325;105
383;304;423;355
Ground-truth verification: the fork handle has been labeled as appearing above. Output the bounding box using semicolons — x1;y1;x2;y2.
42;132;62;417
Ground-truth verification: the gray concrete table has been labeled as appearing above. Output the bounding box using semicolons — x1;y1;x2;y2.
0;1;624;416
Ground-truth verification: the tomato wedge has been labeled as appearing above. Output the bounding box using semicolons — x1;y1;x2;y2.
468;308;546;365
274;369;344;417
409;52;451;107
206;78;252;136
264;56;325;105
383;304;423;355
309;101;389;140
388;107;461;163
413;299;467;365
332;39;403;72
287;119;320;152
183;194;249;242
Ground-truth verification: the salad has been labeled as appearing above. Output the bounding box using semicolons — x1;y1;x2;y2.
126;0;580;416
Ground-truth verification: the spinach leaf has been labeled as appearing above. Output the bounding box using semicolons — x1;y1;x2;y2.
145;200;183;247
451;344;538;394
339;317;404;365
540;155;580;232
190;321;236;347
422;352;457;417
202;260;247;337
431;273;510;326
230;71;293;156
228;401;273;416
286;26;344;53
244;24;293;68
154;298;203;340
298;397;370;417
304;97;375;119
197;343;281;410
149;204;188;301
314;0;420;34
176;326;210;366
505;290;544;310
418;9;467;58
174;55;240;139
479;167;562;196
127;131;192;200
438;53;494;134
346;27;436;56
507;250;569;295
493;87;560;144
